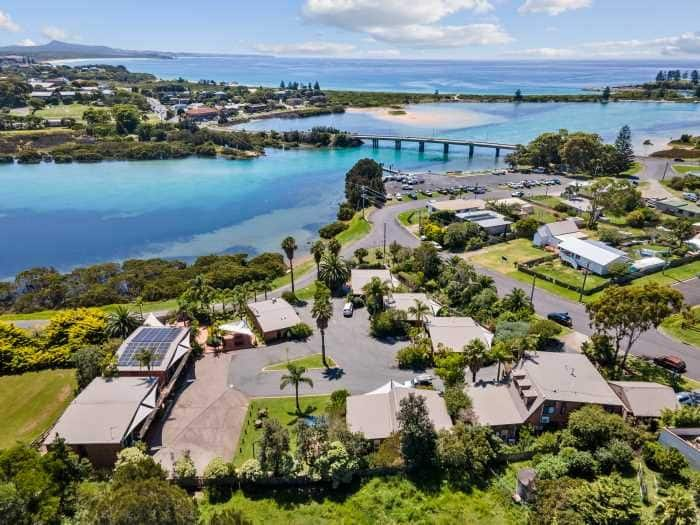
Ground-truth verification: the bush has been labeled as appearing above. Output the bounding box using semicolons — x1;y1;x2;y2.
319;221;349;239
514;217;539;239
286;322;313;340
173;451;197;481
281;291;301;305
443;386;472;420
337;203;355;221
535;453;569;480
643;442;688;477
595;439;633;474
531;432;560;455
396;343;431;369
370;309;407;338
16;148;42;164
560;447;597;478
237;458;263;483
626;207;658;227
598;227;623;246
203;457;233;503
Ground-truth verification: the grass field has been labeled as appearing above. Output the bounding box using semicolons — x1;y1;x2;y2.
531;206;560;224
34;103;91;121
528;195;566;209
660;306;700;349
199;466;529;524
398;209;422;226
621;161;643;176
0;369;76;448
631;260;700;287
0;298;178;322
530;260;609;291
469;239;547;273
264;353;336;371
234;395;331;466
336;211;372;245
673;164;700;175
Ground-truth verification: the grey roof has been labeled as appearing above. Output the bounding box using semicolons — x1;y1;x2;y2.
426;316;493;351
385;293;441;316
608;381;679;418
116;326;190;373
558;238;629;266
45;377;157;445
247;298;301;333
346;383;452;440
350;269;393;293
429;199;486;212
541;219;580;237
469;382;529;426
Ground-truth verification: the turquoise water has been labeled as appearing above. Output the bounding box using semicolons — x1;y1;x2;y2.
2;101;699;276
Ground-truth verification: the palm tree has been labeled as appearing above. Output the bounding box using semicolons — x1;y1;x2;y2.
318;252;350;293
281;236;298;293
462;338;488;383
327;237;341;256
261;279;273;301
501;288;533;314
407;299;431;330
362;277;390;316
280;363;314;415
491;341;514;381
311;285;334;367
310;240;325;275
134;347;155;377
106;305;141;339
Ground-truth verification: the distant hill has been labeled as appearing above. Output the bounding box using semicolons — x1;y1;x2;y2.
0;40;175;60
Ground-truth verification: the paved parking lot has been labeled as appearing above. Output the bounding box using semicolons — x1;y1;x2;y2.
227;298;418;397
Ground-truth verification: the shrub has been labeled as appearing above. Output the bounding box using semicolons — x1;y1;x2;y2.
559;447;597;478
337;202;355;221
312;441;359;487
554;202;570;213
596;439;633;473
173;451;197;481
564;405;636;451
203;457;233;503
626;207;658;227
396;343;431;369
319;221;349;239
443;386;472;420
643;442;688;477
286;322;313;340
16;148;42;164
661;405;700;427
535;453;569;480
281;291;301;305
237;459;263;483
370;309;407;338
368;433;402;468
531;431;560;455
598;227;623;246
514;216;539;239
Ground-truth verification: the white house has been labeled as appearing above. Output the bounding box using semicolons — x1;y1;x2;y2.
533;219;587;248
456;210;513;236
427;199;486;214
558;238;630;276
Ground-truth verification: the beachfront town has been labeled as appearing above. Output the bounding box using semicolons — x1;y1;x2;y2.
1;51;700;524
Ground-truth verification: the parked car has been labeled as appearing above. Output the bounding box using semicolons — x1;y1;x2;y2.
547;312;573;327
677;391;696;406
653;355;687;374
511;190;525;197
473;187;487;194
409;192;418;200
411;374;433;386
423;190;433;197
430;241;443;251
395;193;403;201
683;192;698;202
343;302;354;317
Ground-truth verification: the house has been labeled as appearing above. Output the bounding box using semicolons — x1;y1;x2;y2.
631;257;666;273
346;381;452;442
469;352;624;439
115;326;191;385
427;198;486;214
533;219;587;248
558;238;630;276
44;377;158;467
244;103;268;113
219;319;256;350
456;210;513;236
385;293;441;322
653;198;700;218
29;90;54;99
608;381;679;420
426;316;493;352
350;269;394;294
659;428;700;470
247;298;301;342
494;197;533;216
185;106;219;121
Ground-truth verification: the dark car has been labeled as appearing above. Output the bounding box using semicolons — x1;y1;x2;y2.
547;312;573;327
653;355;687;374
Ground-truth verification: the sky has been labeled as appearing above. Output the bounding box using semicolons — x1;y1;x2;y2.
1;0;700;60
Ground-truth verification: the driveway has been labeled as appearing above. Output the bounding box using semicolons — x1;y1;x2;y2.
149;354;249;474
228;298;417;397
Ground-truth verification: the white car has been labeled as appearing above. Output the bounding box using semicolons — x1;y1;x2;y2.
395;193;403;201
343;302;354;317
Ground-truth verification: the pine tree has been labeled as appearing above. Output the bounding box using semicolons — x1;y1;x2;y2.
313;80;320;91
514;89;523;102
602;86;611;101
656;71;665;82
692;70;699;85
280;80;285;89
614;125;634;173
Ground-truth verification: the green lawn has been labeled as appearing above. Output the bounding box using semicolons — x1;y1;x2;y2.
233;395;331;466
631;260;700;287
269;259;316;291
34;103;92;121
530;260;609;291
528;195;565;209
0;298;177;322
531;206;560;224
200;467;528;525
673;164;700;175
660;306;700;349
263;353;337;371
398;209;422;226
469;239;548;273
336;211;372;245
0;369;76;448
621;161;643;176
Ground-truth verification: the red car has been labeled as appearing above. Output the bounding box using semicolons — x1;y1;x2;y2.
653;355;687;374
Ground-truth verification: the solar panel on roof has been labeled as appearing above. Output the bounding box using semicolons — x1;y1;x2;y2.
118;341;172;367
131;327;182;343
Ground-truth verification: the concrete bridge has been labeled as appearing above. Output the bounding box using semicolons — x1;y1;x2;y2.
350;133;519;158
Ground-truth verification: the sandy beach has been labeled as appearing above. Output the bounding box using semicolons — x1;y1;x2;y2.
346;105;505;129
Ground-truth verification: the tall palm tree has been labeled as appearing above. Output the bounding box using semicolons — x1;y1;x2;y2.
281;236;298;293
261;279;273;301
327;237;341;256
134;347;155;377
311;285;334;367
310;240;325;275
318;252;350;293
362;277;390;316
407;299;431;330
280;363;313;415
106;305;141;339
462;338;488;383
491;341;514;381
501;288;533;314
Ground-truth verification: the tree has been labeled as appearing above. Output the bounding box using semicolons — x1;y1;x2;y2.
311;282;334;368
565;405;635;451
655;486;698;525
354;247;368;264
134;347;155;376
513;216;539;239
407;298;431;328
344;158;385;209
72;345;112;391
362;276;391;315
318;252;350;293
462;338;489;382
280;363;313;414
257;418;291;477
614;125;634;172
586;283;684;376
105;305;141;339
661;405;700;428
397;393;437;470
437;423;500;482
433;352;466;388
443;386;472;421
111;104;142;135
514;89;523;102
670;219;695;248
602;86;611;101
311;240;325;275
327;237;342;256
281;236;298;293
491;341;514;381
571;474;641;525
500;287;533;316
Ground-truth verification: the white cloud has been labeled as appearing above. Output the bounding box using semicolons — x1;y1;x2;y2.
514;47;577;58
367;23;513;48
253;41;357;56
301;0;510;49
16;38;36;47
519;0;592;16
0;11;20;32
365;49;402;58
42;26;67;41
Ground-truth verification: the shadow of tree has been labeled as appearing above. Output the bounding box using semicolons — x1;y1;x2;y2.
322;367;346;380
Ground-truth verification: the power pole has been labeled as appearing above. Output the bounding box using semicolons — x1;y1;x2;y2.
383;222;387;261
661;161;670;181
578;264;589;302
530;273;536;302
